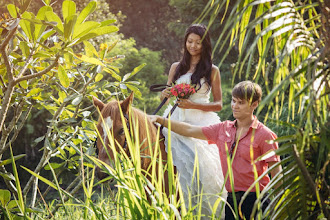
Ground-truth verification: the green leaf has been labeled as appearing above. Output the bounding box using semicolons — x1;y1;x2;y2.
19;41;30;57
83;41;99;57
95;73;103;82
74;53;104;66
58;65;70;88
72;94;83;105
62;0;76;21
76;1;97;25
104;68;121;81
72;21;100;39
9;146;24;214
44;162;65;170
0;172;15;181
7;4;18;18
64;14;77;40
45;11;64;35
38;29;56;43
130;63;146;78
0;154;26;166
76;26;118;44
100;19;116;26
126;84;142;97
0;189;11;206
7;200;18;210
19;80;28;89
34;6;52;41
20;12;33;40
22;166;58;190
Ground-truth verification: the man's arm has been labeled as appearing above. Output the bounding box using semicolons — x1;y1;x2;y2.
148;115;207;140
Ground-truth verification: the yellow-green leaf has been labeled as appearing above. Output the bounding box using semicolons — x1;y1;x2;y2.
104;68;121;81
0;189;11;206
19;41;30;57
83;41;99;57
21;166;58;190
58;65;70;88
74;53;104;66
45;11;64;35
76;1;97;25
20;12;33;40
76;26;118;44
72;21;100;39
95;73;103;82
35;6;52;41
64;14;77;40
7;4;18;18
131;63;146;77
62;0;76;21
27;88;42;97
19;80;28;89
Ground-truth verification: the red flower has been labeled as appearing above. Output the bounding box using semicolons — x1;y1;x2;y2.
170;83;196;99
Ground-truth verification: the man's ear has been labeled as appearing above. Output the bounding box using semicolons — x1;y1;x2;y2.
121;92;134;114
93;96;105;112
251;100;259;110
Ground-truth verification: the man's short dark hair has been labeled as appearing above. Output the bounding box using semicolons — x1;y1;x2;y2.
232;81;262;104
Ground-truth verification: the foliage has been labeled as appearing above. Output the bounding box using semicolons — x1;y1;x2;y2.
201;0;329;219
106;0;182;68
0;0;144;209
106;37;168;113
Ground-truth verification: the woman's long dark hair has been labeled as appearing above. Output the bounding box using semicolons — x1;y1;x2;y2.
173;24;213;90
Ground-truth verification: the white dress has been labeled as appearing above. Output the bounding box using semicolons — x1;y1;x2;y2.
162;72;227;219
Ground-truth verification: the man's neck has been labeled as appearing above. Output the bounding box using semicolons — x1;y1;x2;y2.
236;115;254;129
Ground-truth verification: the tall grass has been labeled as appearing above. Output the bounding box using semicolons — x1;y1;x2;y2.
1;105;278;219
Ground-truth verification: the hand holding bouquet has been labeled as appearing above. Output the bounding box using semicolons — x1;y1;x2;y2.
166;83;196;118
170;83;196;99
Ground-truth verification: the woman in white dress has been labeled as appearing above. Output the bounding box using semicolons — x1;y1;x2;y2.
161;24;227;218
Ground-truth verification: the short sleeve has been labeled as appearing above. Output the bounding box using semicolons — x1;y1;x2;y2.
202;123;222;143
260;129;280;163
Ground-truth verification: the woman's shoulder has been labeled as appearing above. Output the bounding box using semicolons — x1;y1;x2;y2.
211;64;220;73
171;62;180;69
210;65;220;78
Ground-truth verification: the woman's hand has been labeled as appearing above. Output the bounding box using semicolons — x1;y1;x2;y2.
177;98;195;109
160;87;172;100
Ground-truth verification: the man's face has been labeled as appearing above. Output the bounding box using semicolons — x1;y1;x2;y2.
231;96;257;119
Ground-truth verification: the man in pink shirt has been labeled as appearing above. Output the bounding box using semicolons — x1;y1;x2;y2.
149;81;282;219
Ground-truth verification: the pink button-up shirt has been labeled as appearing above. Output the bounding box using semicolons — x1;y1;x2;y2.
202;116;280;192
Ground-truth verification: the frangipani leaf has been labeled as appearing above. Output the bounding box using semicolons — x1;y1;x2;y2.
45;11;64;35
58;65;70;88
62;0;76;21
76;0;97;25
74;53;104;66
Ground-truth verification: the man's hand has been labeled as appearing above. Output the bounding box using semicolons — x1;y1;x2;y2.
148;115;160;124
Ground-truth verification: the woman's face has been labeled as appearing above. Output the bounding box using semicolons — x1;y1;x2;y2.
186;33;202;57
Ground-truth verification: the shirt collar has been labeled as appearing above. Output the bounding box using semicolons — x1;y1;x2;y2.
231;116;259;129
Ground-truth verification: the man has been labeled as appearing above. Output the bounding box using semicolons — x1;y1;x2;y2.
148;81;282;219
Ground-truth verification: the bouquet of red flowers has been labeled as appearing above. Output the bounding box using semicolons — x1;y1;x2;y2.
170;83;196;99
164;83;196;118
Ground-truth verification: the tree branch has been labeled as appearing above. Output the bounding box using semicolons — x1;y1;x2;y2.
14;55;60;84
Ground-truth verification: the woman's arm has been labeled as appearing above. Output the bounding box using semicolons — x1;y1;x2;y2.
160;62;179;100
148;115;207;140
177;65;223;111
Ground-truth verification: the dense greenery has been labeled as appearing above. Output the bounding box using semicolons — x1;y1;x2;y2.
200;0;329;218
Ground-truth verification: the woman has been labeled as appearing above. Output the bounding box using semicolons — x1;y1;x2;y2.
161;24;227;218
